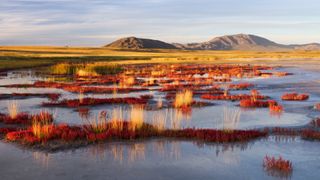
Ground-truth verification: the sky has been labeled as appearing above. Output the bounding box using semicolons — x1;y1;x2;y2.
1;0;320;46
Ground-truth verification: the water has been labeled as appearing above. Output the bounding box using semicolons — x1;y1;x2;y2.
1;64;320;179
0;137;319;180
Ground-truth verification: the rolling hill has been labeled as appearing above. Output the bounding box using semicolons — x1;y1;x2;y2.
105;34;320;51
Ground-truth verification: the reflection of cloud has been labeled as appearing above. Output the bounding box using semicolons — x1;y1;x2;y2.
1;0;320;45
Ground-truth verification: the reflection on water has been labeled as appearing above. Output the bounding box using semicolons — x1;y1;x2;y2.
32;151;51;169
81;140;256;165
1;137;320;180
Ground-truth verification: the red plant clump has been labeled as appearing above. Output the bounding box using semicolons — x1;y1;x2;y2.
0;111;53;125
228;83;254;90
6;124;86;144
271;127;298;136
0;112;31;124
201;94;267;101
281;93;309;101
2;81;148;94
269;104;283;112
263;155;293;178
239;99;276;108
5;121;267;147
0;127;17;136
63;86;149;94
140;94;154;100
273;72;293;77
43;97;148;107
0;93;61;101
301;129;320;140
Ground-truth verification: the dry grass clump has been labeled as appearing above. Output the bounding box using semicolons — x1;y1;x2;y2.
129;105;145;131
174;90;193;108
84;111;108;134
7;101;19;119
110;107;125;131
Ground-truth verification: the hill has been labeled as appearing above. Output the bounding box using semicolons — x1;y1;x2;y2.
105;37;177;49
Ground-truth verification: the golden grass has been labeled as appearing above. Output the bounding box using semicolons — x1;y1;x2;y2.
119;76;135;87
86;112;108;133
110;107;124;131
3;46;320;64
76;69;99;77
32;114;53;140
32;122;53;139
129;105;144;131
7;101;19;119
174;90;193;108
78;91;84;104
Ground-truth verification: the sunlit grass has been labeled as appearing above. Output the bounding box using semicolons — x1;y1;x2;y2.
129;105;144;131
84;111;108;134
174;90;193;108
7;101;19;119
110;107;124;131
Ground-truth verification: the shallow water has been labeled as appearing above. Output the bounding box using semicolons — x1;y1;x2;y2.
1;64;320;179
0;137;319;180
0;66;319;129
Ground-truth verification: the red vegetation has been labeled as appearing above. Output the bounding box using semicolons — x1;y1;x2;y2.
281;93;309;101
0;93;61;101
201;94;267;101
240;99;276;108
63;86;148;94
270;127;298;136
42;97;148;107
0;127;17;136
4;121;267;146
263;155;293;178
301;129;320;140
273;72;293;77
0;113;31;124
3;81;148;94
228;83;254;90
0;111;53;125
140;94;154;100
269;104;283;113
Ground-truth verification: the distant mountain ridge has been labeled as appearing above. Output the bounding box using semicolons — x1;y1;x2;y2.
105;34;320;50
105;36;177;49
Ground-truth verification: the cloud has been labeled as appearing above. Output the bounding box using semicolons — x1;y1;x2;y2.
1;0;320;45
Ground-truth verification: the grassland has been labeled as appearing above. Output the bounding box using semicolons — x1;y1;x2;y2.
1;46;320;71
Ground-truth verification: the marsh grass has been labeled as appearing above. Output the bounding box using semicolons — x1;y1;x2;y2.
7;101;19;119
174;90;193;108
84;111;108;134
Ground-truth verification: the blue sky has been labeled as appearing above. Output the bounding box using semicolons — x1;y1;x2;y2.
1;0;320;46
